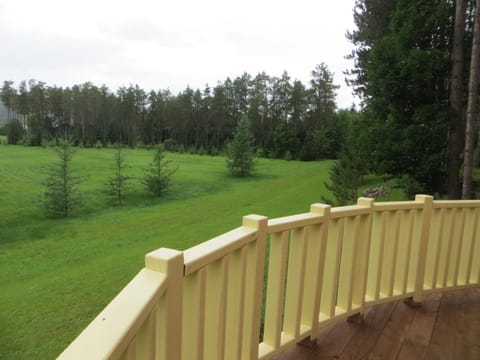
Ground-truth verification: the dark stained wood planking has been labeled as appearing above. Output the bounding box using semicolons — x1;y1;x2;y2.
275;289;480;360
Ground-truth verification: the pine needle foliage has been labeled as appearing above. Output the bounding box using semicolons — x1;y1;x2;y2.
323;146;365;206
40;137;82;217
143;146;177;196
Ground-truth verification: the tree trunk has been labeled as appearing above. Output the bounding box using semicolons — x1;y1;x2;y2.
462;0;480;199
448;0;467;199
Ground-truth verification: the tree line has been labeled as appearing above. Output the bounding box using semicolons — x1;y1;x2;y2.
0;63;346;161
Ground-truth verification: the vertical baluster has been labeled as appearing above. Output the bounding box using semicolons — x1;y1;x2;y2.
366;211;385;302
320;217;344;318
380;211;393;297
389;211;401;296
469;208;480;284
465;208;479;285
432;208;446;289
424;208;441;290
204;257;228;360
337;216;359;312
452;208;466;287
263;231;289;350
121;338;136;360
442;208;456;288
182;270;206;360
136;308;156;360
407;210;421;295
395;210;407;294
283;227;308;338
403;209;418;293
224;247;247;360
381;211;398;297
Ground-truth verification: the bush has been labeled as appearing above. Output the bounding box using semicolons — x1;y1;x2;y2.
163;138;177;152
198;145;206;155
284;150;293;161
209;145;219;156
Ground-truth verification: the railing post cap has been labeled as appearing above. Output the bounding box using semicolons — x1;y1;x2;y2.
310;203;331;215
145;247;183;272
415;194;434;202
243;214;268;229
357;197;374;207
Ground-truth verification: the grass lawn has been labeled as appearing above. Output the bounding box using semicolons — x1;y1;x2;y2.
0;145;404;359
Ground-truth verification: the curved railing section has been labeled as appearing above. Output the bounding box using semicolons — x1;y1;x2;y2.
58;195;480;360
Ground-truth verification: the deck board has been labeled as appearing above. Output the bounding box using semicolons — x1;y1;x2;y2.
274;288;480;360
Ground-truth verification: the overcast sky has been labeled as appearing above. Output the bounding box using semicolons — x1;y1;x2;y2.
0;0;358;108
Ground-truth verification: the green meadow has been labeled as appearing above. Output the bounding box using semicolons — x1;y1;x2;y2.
0;145;403;359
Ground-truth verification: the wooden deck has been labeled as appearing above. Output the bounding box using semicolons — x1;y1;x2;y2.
274;288;480;360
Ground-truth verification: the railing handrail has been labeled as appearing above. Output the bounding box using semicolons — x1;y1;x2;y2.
58;269;168;359
59;196;480;360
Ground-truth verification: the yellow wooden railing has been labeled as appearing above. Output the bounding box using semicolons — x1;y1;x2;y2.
58;195;480;360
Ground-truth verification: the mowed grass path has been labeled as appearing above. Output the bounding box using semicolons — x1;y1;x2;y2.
0;145;334;359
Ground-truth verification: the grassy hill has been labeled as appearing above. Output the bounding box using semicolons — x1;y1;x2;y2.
0;145;404;359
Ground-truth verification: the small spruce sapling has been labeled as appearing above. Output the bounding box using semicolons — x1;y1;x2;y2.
105;144;132;205
143;146;177;196
226;115;256;177
40;137;82;217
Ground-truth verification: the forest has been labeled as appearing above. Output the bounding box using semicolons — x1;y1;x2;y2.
0;63;347;162
345;0;480;199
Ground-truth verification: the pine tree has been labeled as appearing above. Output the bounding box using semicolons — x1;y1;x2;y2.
40;138;81;217
462;0;480;199
143;146;177;196
226;116;256;177
323;146;365;206
105;145;132;205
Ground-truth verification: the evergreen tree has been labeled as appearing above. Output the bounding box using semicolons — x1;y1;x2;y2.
323;147;365;206
40;138;81;217
226;116;256;177
143;146;177;196
323;110;367;205
105;145;131;205
347;0;454;195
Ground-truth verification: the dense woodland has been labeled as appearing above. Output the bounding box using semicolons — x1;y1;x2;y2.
0;64;348;161
346;0;480;198
2;0;480;200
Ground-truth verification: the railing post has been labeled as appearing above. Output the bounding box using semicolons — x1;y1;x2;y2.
304;204;330;340
241;214;268;360
352;197;374;318
411;195;434;304
145;248;184;360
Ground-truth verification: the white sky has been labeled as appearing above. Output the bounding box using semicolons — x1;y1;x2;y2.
0;0;358;108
